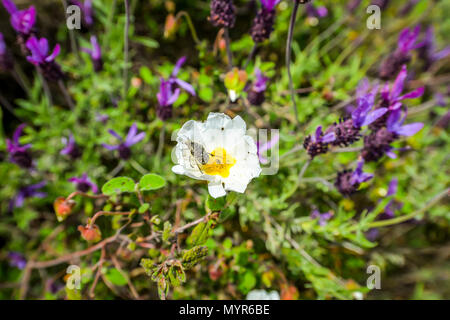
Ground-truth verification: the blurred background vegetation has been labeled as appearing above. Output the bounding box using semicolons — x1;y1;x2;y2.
0;0;449;300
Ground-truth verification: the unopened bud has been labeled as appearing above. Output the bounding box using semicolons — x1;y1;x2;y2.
78;224;102;242
54;197;75;222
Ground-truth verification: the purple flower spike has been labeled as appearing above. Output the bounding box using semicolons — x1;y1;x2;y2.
10;181;47;209
102;123;146;160
248;68;269;106
61;134;82;159
379;26;423;79
387;178;398;197
6;123;33;169
2;0;36;35
68;173;98;193
386;108;424;137
82;35;103;72
8;252;27;269
257;131;279;164
25;36;63;81
335;160;372;195
310;210;333;226
156;78;180;120
303;125;335;158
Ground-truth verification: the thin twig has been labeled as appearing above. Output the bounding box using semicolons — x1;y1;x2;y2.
243;43;257;69
175;11;200;45
123;0;130;98
223;28;233;69
286;0;301;127
58;80;75;109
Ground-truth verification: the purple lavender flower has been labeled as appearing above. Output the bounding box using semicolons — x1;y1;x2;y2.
10;181;47;209
0;32;14;72
70;0;94;27
81;35;103;72
2;0;36;36
156;78;180;120
305;3;328;19
371;0;390;11
102;123;146;160
248;68;269;106
330;87;387;147
379;26;423;79
386;108;424;137
7;252;27;269
370;65;424;130
95;113;109;124
68;173;98;193
417;26;450;70
6;123;33;169
250;0;280;43
26;36;64;81
310;209;333;226
60;134;82;159
361;127;397;162
209;0;236;28
303;125;335;158
335;160;373;196
257;131;279;164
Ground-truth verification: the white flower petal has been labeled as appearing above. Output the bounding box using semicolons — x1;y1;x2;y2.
208;181;226;198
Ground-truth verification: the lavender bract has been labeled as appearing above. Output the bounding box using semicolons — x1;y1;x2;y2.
70;0;94;27
60;134;82;159
6;123;33;169
68;173;98;193
310;210;333;226
10;181;47;209
305;3;328;19
26;36;64;81
102;123;146;160
2;0;36;36
417;26;450;70
81;35;103;72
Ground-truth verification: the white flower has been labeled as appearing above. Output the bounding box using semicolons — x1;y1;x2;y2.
172;113;261;198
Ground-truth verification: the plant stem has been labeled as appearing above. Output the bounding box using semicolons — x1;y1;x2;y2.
224;28;233;70
243;43;257;69
367;188;449;229
58;80;75;109
175;11;200;45
89;211;131;227
298;158;311;183
286;0;301;127
123;0;130;98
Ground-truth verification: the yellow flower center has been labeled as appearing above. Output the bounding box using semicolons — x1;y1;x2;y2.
201;147;236;178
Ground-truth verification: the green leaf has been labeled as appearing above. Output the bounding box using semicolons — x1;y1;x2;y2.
105;268;128;286
206;195;226;212
101;177;135;195
138;203;150;214
139;173;166;191
162;221;172;242
139;66;153;84
132;36;159;48
199;87;213;102
187;221;212;246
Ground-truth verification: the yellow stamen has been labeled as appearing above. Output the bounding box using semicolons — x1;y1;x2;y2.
201;147;236;178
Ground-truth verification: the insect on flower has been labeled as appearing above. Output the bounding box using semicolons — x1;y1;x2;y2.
172;113;261;198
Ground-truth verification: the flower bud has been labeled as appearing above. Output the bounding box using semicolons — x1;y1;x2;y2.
224;68;247;102
78;224;102;242
164;13;178;39
54;197;75;222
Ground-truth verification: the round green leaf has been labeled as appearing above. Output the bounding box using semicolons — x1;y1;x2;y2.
105;268;128;286
101;177;135;195
139;173;166;191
